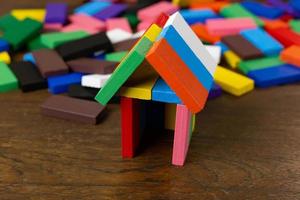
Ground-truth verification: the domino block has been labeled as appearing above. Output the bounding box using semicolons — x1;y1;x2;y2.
9;61;47;92
81;74;111;89
120;61;158;100
45;3;67;24
248;64;300;87
32;49;69;78
0;62;18;92
106;18;132;33
241;1;283;19
113;38;139;51
105;51;128;62
0;14;20;31
121;97;140;158
205;45;221;64
289;20;300;33
266;28;300;47
172;104;192;166
137;1;178;21
206;18;257;36
47;72;83;94
93;3;127;20
11;9;45;22
152;78;181;104
280;45;300;67
267;0;300;17
0;52;10;64
190;1;229;12
95;23;163;105
41;31;89;48
41;95;105;124
27;36;48;51
224;50;241;69
214;66;254;96
214;41;229;54
191;23;221;43
43;23;63;32
61;24;99;34
0;39;9;52
238;56;284;74
263;18;288;30
137;21;152;32
68;85;98;101
222;34;263;60
56;32;113;60
180;9;218;24
220;3;264;26
23;53;36;64
106;29;133;44
240;28;283;56
74;1;111;16
208;83;222;100
67;58;117;74
69;14;106;32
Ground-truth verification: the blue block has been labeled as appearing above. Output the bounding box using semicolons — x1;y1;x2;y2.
74;2;111;15
152;78;181;104
248;64;300;88
180;9;219;24
240;28;283;56
215;42;229;54
47;72;83;94
93;51;106;60
0;39;9;52
241;2;284;19
158;25;213;91
289;0;300;12
23;53;36;64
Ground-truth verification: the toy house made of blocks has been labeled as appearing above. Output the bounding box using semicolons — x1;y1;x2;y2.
95;12;217;166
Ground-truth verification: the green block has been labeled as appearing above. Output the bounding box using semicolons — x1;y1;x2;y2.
3;18;42;50
95;37;153;105
0;14;20;31
41;31;89;49
105;51;128;62
289;20;300;33
0;62;18;92
28;36;48;51
124;13;139;29
238;56;284;74
220;3;264;27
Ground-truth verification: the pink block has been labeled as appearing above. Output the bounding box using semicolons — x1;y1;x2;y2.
106;18;132;33
137;1;179;21
172;104;192;166
61;24;99;34
69;14;106;31
137;21;152;32
206;18;257;36
44;23;63;31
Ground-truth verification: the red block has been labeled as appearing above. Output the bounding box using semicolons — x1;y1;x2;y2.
266;28;300;47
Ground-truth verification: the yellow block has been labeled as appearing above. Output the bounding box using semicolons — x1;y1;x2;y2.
214;66;254;96
224;50;241;69
120;61;158;100
0;52;11;64
144;24;162;42
11;9;46;22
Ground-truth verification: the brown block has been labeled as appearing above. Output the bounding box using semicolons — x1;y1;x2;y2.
67;58;117;74
113;38;139;51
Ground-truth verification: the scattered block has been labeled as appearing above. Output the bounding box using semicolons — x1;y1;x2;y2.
81;74;111;89
69;14;105;31
263;19;288;30
180;9;218;24
267;28;300;47
224;50;241;69
67;58;117;74
41;31;89;48
208;83;223;100
191;23;221;43
11;9;46;22
32;49;69;78
9;61;47;92
206;18;257;36
48;72;83;94
222;34;263;60
106;18;132;33
61;24;99;34
0;14;20;31
74;1;111;16
0;51;10;64
280;45;300;67
43;23;63;31
137;1;178;21
239;56;284;74
23;53;36;64
289;20;300;33
106;28;133;44
68;85;98;101
0;39;9;52
55;32;113;60
241;1;283;19
248;64;300;87
93;3;127;20
28;36;48;51
105;51;128;62
240;28;283;56
45;3;68;24
190;1;229;12
0;62;18;92
214;66;254;96
113;38;139;51
41;95;105;124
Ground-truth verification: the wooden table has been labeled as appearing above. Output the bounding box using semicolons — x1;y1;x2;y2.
1;1;300;199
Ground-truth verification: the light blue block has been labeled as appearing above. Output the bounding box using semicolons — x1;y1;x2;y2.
215;42;229;54
152;78;181;104
180;9;219;24
47;72;83;94
74;2;111;15
23;53;36;64
158;25;213;91
241;28;283;56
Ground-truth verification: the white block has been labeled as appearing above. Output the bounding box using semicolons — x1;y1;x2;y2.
205;45;221;64
81;74;111;89
106;28;132;44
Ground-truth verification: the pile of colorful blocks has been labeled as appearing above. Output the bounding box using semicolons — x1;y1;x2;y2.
1;0;300;166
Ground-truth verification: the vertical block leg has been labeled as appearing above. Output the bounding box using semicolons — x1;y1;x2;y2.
172;104;192;166
121;97;140;158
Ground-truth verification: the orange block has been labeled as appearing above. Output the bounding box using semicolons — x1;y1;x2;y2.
146;39;208;113
262;18;288;30
280;45;300;67
191;23;220;43
190;1;229;12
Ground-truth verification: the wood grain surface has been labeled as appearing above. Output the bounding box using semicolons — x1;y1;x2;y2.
1;1;300;200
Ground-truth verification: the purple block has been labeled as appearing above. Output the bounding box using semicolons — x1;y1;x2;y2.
45;3;68;24
267;0;300;17
93;3;127;20
208;83;222;100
